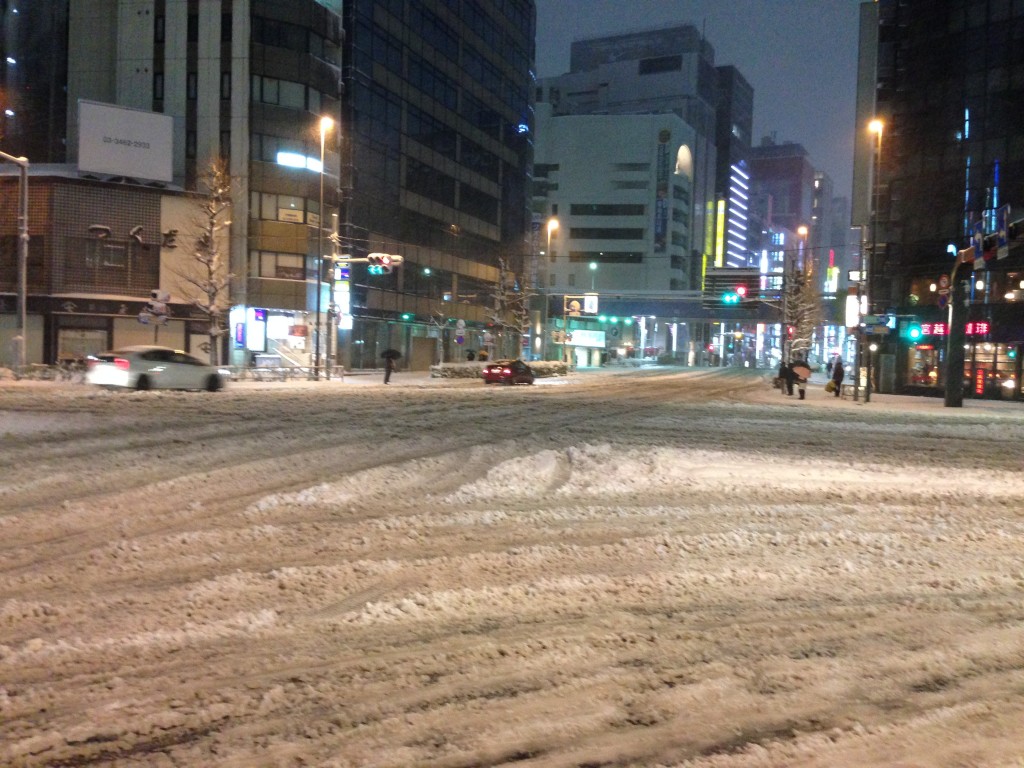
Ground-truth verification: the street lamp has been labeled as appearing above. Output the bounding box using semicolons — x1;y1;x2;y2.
546;217;559;264
313;115;333;380
864;117;884;403
589;260;598;290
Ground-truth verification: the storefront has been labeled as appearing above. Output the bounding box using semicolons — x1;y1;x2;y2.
897;317;1023;401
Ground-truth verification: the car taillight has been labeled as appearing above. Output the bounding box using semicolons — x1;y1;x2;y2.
115;358;130;371
502;367;511;374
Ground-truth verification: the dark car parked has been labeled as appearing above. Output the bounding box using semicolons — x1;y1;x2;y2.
481;359;535;385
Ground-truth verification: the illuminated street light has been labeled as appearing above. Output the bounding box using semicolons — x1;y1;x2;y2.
546;217;559;262
313;115;334;380
862;118;884;403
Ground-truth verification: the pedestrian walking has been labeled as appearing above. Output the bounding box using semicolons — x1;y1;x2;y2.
791;357;812;400
384;356;395;384
831;358;845;398
778;360;795;396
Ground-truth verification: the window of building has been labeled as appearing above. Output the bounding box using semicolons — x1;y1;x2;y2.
154;15;165;43
406;159;457;207
221;13;232;43
570;204;644;216
251;191;318;224
409;0;459;61
187;72;198;100
186;131;196;158
254;251;306;280
408;53;458;111
279;80;305;109
568;251;643;264
570;228;645;240
221;72;231;100
153;73;164;101
461;137;500;180
459;184;499;224
638;55;682;75
407;106;457;159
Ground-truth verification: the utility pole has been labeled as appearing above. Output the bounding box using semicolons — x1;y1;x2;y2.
1;150;30;371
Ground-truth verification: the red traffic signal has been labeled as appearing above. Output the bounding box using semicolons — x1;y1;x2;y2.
367;253;393;274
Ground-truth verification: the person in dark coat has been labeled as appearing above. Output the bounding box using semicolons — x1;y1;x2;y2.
831;358;845;397
778;360;795;396
384;356;396;384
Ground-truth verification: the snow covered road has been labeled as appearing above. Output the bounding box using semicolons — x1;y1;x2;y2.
2;367;1023;767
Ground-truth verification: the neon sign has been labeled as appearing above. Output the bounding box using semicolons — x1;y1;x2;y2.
918;321;991;336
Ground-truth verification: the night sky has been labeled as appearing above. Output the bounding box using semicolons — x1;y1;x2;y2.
534;0;863;203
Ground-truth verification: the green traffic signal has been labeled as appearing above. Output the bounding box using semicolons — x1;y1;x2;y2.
722;292;740;304
902;321;923;341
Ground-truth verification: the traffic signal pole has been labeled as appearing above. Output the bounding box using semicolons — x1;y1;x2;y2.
943;255;969;407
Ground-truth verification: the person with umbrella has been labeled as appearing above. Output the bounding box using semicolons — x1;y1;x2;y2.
381;349;400;384
791;356;813;400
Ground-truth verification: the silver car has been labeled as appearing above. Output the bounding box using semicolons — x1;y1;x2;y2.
86;345;228;391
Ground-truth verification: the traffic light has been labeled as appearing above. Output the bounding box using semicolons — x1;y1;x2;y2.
721;285;747;304
901;319;925;342
367;253;394;275
901;320;923;341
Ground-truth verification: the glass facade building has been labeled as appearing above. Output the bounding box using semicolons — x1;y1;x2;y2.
856;0;1024;399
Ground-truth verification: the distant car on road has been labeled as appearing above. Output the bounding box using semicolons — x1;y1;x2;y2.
481;359;535;385
86;345;228;392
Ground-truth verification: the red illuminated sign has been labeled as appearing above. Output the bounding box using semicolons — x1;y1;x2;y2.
974;368;986;395
918;321;991;336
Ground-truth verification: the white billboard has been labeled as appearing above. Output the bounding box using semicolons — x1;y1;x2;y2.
78;100;173;183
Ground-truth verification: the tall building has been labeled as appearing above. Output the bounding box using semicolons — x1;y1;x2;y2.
0;1;69;163
2;0;535;370
854;0;1024;400
339;0;534;367
714;65;754;269
533;106;695;293
536;24;721;287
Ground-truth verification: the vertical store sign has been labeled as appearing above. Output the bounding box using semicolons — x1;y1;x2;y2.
333;265;353;330
654;130;670;253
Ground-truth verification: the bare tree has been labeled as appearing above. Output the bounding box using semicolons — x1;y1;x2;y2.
785;266;823;362
428;310;450;364
174;157;233;365
487;257;532;359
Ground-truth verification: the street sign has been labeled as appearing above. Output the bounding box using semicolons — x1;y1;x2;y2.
867;324;890;335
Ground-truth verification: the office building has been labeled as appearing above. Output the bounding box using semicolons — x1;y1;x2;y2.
1;0;535;370
854;0;1024;399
